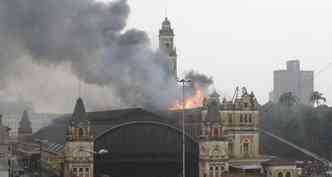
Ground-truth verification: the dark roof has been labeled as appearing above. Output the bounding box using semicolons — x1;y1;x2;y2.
162;17;171;26
33;108;178;145
262;159;297;167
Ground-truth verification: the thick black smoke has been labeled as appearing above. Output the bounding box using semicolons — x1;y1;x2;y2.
0;0;213;111
185;70;214;89
0;0;177;110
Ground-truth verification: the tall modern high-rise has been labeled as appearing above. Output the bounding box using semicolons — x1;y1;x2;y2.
270;60;314;105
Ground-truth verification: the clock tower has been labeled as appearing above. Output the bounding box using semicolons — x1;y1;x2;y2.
159;17;178;79
64;98;94;177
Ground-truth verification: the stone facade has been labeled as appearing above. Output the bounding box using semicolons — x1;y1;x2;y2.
159;17;177;79
0;115;9;157
198;89;262;177
64;98;94;177
262;160;299;177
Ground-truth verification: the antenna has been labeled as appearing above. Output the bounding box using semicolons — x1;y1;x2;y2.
78;78;82;98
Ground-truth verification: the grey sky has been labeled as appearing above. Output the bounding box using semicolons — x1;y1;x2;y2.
1;0;332;113
122;0;332;104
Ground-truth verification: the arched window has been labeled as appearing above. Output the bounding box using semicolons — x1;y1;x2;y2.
215;167;219;177
79;128;84;137
278;172;283;177
285;172;291;177
209;166;213;177
242;139;250;156
243;142;249;153
214;128;219;137
249;114;252;123
228;114;232;124
228;142;233;155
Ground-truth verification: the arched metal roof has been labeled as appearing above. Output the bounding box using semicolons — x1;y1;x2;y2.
96;120;197;143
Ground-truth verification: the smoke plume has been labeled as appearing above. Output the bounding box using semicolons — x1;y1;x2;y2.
0;0;212;112
185;70;214;89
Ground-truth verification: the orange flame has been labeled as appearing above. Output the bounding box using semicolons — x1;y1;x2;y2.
170;86;207;110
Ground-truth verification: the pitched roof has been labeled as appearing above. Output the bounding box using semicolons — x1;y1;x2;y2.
71;98;89;127
262;159;297;166
19;110;32;133
33;108;176;145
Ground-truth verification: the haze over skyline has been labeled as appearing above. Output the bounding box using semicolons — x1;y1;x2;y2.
1;0;332;113
124;0;332;105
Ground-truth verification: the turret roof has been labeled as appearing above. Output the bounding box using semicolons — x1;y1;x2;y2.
71;98;89;127
162;17;171;26
19;110;32;133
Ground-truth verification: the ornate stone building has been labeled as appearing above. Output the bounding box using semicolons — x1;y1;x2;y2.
199;91;230;177
197;88;264;177
64;98;94;177
159;17;177;79
262;160;299;177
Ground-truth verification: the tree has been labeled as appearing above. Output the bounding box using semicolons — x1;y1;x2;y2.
310;91;326;107
279;92;298;108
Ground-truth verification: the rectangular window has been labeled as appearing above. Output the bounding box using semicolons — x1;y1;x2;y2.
228;114;232;123
215;167;219;177
240;114;243;123
73;167;78;175
249;114;252;123
245;114;248;123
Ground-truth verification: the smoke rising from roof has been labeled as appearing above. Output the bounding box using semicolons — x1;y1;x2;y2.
0;0;213;112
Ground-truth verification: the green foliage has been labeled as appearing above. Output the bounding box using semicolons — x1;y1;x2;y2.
311;91;327;107
261;102;332;160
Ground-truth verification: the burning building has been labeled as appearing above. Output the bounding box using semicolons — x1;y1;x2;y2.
29;86;270;177
14;16;272;177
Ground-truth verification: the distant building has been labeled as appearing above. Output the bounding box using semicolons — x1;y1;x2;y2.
2;112;60;137
0;115;10;157
270;60;314;105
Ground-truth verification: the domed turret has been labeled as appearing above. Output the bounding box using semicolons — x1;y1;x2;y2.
18;110;32;142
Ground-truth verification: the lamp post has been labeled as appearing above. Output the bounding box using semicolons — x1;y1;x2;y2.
177;79;191;177
78;147;109;155
35;139;48;177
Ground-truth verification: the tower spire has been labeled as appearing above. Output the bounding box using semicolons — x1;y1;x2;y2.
71;97;88;127
18;110;32;142
159;17;178;79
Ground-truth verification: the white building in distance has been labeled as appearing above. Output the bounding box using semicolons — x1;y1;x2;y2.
269;60;314;105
